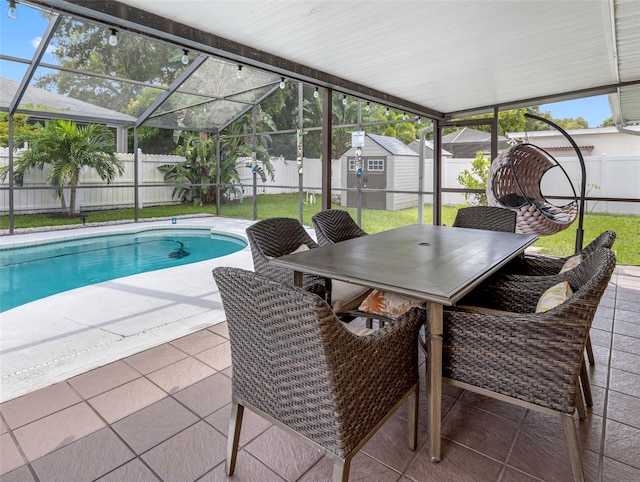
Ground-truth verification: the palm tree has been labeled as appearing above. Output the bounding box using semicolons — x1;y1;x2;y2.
158;122;274;206
1;119;123;216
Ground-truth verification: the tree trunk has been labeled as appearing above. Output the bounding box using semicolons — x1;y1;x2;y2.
68;170;79;216
59;189;68;215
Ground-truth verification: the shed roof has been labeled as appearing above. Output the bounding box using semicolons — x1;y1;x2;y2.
367;134;418;157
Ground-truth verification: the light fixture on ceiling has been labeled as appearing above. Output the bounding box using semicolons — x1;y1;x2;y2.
313;87;319;98
7;0;17;20
237;65;243;78
385;107;390;117
342;95;347;105
108;28;118;46
365;102;370;111
181;49;189;65
279;77;286;89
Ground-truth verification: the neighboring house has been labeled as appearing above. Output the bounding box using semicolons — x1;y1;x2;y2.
442;127;510;158
406;139;453;158
506;126;640;157
0;77;135;152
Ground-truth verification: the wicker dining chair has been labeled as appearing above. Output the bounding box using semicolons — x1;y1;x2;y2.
312;209;368;246
506;230;617;277
501;230;616;369
247;217;373;318
451;205;517;232
213;266;424;482
432;248;616;482
245;217;328;295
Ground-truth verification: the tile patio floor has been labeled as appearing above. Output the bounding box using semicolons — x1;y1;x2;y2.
1;262;639;481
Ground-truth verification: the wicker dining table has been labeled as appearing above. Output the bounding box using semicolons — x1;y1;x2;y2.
271;223;537;462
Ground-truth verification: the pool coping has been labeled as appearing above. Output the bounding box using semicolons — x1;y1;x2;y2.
0;216;260;403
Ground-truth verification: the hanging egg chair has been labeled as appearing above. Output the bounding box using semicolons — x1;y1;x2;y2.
487;143;578;236
486;113;587;250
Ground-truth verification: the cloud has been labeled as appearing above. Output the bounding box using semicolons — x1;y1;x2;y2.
30;36;56;54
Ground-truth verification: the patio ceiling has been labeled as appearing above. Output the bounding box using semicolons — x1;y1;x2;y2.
16;0;640;129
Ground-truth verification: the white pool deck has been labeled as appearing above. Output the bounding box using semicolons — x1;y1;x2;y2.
0;216;258;403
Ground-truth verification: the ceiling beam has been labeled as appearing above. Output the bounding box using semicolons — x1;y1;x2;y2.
25;0;445;120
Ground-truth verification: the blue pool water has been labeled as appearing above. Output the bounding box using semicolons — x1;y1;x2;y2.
0;228;246;312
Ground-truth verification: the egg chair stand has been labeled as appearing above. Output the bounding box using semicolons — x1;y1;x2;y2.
487;113;586;252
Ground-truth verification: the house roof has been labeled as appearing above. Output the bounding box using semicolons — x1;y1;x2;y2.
406;139;452;157
0;77;136;126
367;133;418;157
441;127;509;144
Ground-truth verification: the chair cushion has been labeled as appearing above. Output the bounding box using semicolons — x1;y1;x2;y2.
266;243;309;260
331;281;372;313
559;254;583;274
535;281;574;313
359;289;425;319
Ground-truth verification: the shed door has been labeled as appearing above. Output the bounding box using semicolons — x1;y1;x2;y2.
346;157;386;209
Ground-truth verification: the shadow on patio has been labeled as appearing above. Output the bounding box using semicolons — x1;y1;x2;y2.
1;265;639;481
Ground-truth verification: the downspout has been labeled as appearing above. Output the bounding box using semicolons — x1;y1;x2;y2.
433;120;443;226
418;124;434;224
616;125;640;137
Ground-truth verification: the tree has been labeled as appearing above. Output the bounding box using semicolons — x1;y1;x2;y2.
34;18;183;112
0;113;40;147
158;122;275;206
457;151;490;206
0;120;123;216
600;116;615;128
302;92;360;159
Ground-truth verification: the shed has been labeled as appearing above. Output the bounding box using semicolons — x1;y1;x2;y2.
340;133;421;210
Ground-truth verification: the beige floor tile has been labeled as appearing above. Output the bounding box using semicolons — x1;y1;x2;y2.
88;377;166;424
173;372;231;418
68;360;141;399
146;357;215;394
244;425;324;481
142;421;226;482
0;383;81;429
13;402;105;461
193;341;232;371
31;427;134;482
0;432;25;475
123;342;189;375
112;397;198;454
170;330;227;355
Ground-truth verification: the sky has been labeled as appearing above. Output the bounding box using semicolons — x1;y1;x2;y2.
0;3;613;128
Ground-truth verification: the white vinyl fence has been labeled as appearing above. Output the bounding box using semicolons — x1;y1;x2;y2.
1;147;638;215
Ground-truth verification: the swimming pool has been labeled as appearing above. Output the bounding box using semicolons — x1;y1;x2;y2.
0;228;247;312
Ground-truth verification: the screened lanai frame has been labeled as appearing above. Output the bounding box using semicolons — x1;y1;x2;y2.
0;1;436;232
2;0;639;238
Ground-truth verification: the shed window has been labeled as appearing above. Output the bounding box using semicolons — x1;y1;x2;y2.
348;158;356;171
368;159;384;171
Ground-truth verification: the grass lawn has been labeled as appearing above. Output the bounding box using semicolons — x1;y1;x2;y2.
2;193;638;265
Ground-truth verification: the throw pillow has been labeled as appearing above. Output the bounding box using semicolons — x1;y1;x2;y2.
358;289;425;319
266;243;309;260
559;254;583;274
535;281;574;313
